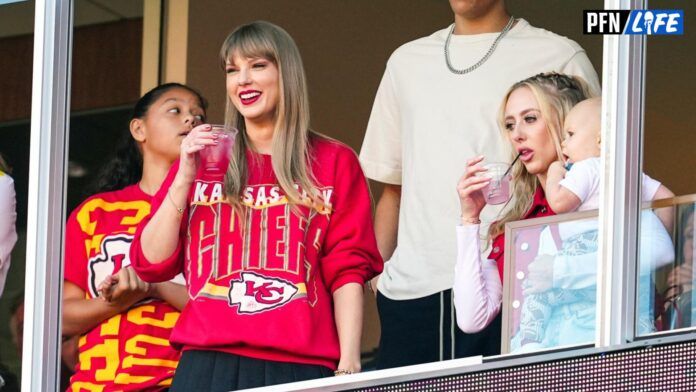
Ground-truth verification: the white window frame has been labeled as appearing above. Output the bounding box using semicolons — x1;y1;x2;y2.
23;0;688;390
22;0;72;391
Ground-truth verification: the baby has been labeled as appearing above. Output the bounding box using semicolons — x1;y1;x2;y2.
546;97;673;220
513;97;674;351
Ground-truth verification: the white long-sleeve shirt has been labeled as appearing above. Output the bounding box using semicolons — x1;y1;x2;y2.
453;224;501;333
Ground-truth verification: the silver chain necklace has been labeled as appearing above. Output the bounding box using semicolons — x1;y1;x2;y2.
444;16;515;75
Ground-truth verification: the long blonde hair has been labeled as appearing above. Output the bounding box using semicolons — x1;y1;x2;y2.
219;21;318;210
488;72;593;239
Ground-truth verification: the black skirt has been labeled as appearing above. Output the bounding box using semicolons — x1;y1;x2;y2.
170;350;333;391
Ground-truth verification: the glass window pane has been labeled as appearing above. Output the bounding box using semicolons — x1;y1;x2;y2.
637;0;695;336
0;0;34;389
636;205;677;334
659;203;696;330
62;1;144;390
638;199;696;334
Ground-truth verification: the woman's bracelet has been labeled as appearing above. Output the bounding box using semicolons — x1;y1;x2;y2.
460;215;481;225
334;369;354;376
167;189;185;215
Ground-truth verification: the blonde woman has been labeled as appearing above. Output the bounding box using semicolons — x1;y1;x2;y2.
130;21;382;391
453;73;590;338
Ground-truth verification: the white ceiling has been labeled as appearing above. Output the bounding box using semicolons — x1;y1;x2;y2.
0;0;144;38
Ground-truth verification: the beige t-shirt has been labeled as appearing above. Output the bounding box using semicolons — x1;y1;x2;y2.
360;19;601;300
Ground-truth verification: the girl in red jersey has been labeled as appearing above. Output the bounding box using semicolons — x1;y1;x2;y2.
62;83;207;391
130;21;382;391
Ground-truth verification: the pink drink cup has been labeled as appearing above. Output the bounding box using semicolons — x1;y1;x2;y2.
198;125;237;178
480;162;512;205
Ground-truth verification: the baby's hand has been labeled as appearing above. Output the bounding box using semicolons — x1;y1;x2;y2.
548;161;567;179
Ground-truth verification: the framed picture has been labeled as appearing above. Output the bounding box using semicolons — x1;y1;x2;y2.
502;210;598;354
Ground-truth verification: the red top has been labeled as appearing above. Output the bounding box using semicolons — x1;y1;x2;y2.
64;184;181;392
130;137;383;369
486;186;556;281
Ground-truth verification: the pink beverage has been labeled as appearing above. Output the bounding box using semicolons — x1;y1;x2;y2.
197;125;238;181
481;162;512;205
483;175;511;204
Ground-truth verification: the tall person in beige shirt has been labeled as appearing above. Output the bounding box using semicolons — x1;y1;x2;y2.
360;0;600;369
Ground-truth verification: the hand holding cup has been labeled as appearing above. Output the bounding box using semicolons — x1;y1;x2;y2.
479;162;512;205
198;125;237;178
457;156;491;223
178;124;218;184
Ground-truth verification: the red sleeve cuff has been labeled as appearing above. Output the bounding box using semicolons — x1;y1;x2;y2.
130;236;184;283
330;271;369;293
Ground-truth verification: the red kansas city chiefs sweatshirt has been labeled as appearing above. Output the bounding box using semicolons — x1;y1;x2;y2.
130;136;383;369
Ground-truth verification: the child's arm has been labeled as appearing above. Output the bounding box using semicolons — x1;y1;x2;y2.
652;184;675;230
546;161;582;213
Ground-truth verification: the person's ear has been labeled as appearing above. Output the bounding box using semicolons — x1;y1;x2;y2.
130;118;146;142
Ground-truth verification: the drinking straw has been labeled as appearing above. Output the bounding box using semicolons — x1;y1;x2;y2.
502;152;522;177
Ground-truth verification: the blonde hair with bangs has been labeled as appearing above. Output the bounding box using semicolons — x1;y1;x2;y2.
488;72;593;239
219;21;320;212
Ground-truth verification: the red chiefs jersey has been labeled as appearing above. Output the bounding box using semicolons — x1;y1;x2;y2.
64;184;183;392
131;137;383;369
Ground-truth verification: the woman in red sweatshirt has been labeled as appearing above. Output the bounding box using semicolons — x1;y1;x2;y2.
130;21;383;391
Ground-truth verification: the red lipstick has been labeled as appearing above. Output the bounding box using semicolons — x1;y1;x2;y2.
239;90;261;106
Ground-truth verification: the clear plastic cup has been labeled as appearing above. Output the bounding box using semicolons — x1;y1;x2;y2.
480;162;512;205
198;125;238;179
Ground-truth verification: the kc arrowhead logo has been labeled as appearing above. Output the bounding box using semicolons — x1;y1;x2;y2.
228;272;299;314
88;234;132;298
